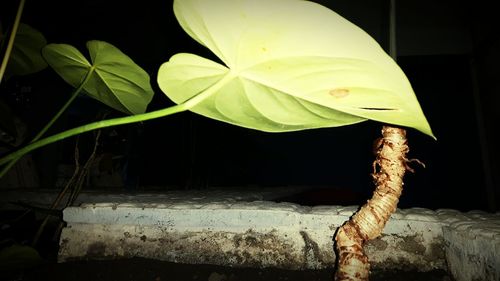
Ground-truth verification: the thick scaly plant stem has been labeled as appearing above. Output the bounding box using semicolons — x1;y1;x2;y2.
334;125;412;281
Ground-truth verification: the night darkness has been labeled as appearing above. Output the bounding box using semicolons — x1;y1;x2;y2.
1;0;498;212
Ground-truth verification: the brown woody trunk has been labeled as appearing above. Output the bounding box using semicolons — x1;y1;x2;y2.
334;125;415;281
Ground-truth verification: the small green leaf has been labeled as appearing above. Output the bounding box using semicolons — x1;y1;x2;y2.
42;40;154;115
5;23;48;78
0;244;44;271
158;0;434;137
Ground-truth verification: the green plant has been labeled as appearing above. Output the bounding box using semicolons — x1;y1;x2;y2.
0;0;154;260
0;0;46;178
0;39;155;177
0;0;47;84
0;0;435;280
0;0;48;163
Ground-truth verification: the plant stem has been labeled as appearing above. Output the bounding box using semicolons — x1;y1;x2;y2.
32;130;101;247
0;68;92;178
33;78;87;141
334;126;410;281
334;2;408;280
0;71;235;168
0;0;26;84
0;103;185;167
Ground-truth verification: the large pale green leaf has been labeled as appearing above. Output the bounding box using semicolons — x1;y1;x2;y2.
42;40;154;115
3;23;48;78
158;0;434;137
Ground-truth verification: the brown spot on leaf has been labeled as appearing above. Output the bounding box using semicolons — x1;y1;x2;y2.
329;88;349;98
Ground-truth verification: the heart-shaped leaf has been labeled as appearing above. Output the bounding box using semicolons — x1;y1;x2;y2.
42;40;154;115
158;0;434;137
3;23;48;78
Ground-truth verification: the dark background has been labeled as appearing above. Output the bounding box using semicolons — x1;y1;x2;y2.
0;0;498;212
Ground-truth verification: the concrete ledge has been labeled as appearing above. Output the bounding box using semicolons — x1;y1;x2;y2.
59;201;453;272
5;189;497;280
0;187;307;210
443;213;500;281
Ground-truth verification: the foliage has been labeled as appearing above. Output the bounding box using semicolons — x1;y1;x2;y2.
159;0;434;137
0;23;47;79
0;243;44;271
0;0;434;172
42;41;154;115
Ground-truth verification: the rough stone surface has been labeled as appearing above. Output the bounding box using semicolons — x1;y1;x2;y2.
57;198;459;272
0;187;306;210
443;219;500;281
2;188;499;280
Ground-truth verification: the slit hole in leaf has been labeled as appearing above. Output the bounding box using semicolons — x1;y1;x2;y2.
360;108;396;111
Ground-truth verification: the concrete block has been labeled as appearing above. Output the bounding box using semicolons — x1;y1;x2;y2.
3;188;498;280
58;200;453;272
443;218;500;281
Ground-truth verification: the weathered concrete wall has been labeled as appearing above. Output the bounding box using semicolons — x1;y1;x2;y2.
443;211;500;281
3;189;498;280
58;201;451;272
